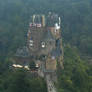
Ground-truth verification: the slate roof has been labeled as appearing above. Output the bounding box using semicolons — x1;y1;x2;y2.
15;46;30;57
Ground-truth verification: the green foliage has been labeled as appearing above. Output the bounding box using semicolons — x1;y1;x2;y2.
0;0;92;59
57;45;92;92
0;69;47;92
0;0;92;92
7;69;30;92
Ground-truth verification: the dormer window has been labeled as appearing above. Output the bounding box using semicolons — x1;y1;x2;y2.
41;42;45;48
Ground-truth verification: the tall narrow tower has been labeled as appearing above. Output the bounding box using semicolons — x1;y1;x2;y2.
59;17;61;26
32;15;35;23
42;15;45;27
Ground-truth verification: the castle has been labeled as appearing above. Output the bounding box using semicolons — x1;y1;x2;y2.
13;12;62;72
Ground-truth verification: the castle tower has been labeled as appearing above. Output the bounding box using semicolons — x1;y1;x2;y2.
32;15;35;23
59;17;61;26
42;15;45;27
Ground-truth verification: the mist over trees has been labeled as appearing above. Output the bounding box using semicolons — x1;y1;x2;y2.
0;0;92;92
0;0;92;58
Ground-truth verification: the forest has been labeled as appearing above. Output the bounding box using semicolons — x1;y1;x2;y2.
0;0;92;92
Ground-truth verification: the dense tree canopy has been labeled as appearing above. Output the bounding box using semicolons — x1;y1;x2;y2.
0;0;92;58
0;68;47;92
0;0;92;92
57;45;92;92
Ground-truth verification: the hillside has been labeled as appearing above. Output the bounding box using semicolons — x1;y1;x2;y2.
0;0;92;92
0;0;92;59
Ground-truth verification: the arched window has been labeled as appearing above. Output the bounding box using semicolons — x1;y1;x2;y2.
41;42;45;48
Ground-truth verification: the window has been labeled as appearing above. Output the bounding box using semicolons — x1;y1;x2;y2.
41;42;45;48
29;40;33;47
